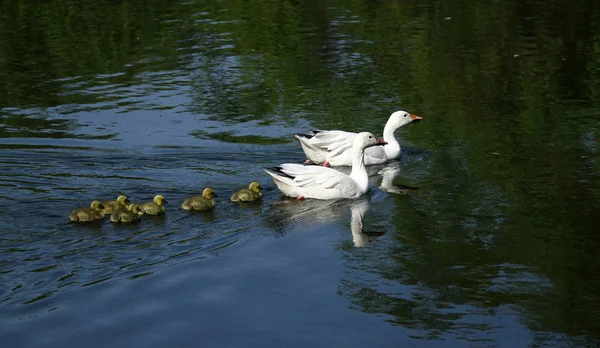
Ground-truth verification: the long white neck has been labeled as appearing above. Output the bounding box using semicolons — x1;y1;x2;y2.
383;122;401;158
349;147;369;195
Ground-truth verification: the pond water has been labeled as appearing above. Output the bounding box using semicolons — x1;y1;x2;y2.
1;0;600;346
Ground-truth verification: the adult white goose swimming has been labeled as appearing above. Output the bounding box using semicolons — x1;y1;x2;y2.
293;110;422;166
265;132;387;200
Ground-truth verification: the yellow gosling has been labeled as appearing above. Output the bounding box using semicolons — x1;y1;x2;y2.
138;195;167;215
110;204;141;223
102;195;130;214
69;201;106;222
182;188;217;211
231;182;262;202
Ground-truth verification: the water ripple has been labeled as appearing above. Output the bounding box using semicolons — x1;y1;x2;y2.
0;143;308;310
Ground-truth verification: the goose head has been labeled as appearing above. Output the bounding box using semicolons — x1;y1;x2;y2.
248;182;262;193
202;188;217;199
354;132;388;150
90;201;105;211
388;110;422;129
117;195;130;205
154;195;167;205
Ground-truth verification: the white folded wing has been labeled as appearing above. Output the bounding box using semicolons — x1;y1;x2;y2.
308;130;356;157
294;130;387;166
265;163;362;200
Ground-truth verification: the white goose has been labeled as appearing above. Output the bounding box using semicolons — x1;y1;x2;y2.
293;110;422;166
265;132;387;200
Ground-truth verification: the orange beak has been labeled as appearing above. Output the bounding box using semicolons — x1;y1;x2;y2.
376;138;388;145
410;114;422;121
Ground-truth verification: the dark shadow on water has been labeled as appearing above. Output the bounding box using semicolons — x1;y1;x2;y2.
139;214;167;229
68;220;105;231
143;214;166;221
107;220;142;231
183;208;216;223
231;200;263;214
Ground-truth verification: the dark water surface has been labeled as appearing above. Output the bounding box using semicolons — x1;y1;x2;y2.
2;0;600;346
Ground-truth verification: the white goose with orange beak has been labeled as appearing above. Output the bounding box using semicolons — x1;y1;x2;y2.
293;110;422;166
265;132;387;200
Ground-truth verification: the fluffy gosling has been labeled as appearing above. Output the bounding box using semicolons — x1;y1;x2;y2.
138;195;167;215
182;188;217;211
231;182;262;202
69;201;106;222
102;195;130;214
110;204;141;223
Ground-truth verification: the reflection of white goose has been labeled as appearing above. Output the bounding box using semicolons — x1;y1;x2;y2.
377;162;419;195
271;199;350;225
293;110;422;166
271;198;381;248
350;199;370;248
329;161;417;195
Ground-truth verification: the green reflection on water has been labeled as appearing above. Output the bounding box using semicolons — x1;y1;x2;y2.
1;0;600;344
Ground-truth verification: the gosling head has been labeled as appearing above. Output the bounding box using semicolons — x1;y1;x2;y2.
154;195;167;205
202;188;217;199
249;182;262;193
128;203;140;214
117;195;130;205
90;201;105;211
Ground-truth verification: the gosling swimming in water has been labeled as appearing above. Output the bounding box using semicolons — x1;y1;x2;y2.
69;201;106;222
110;204;141;223
102;195;130;213
182;188;217;211
138;195;167;215
231;182;262;202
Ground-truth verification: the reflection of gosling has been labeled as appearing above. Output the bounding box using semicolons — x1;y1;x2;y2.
182;188;216;211
69;201;106;222
110;204;141;223
102;195;130;213
231;182;262;202
138;195;167;215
